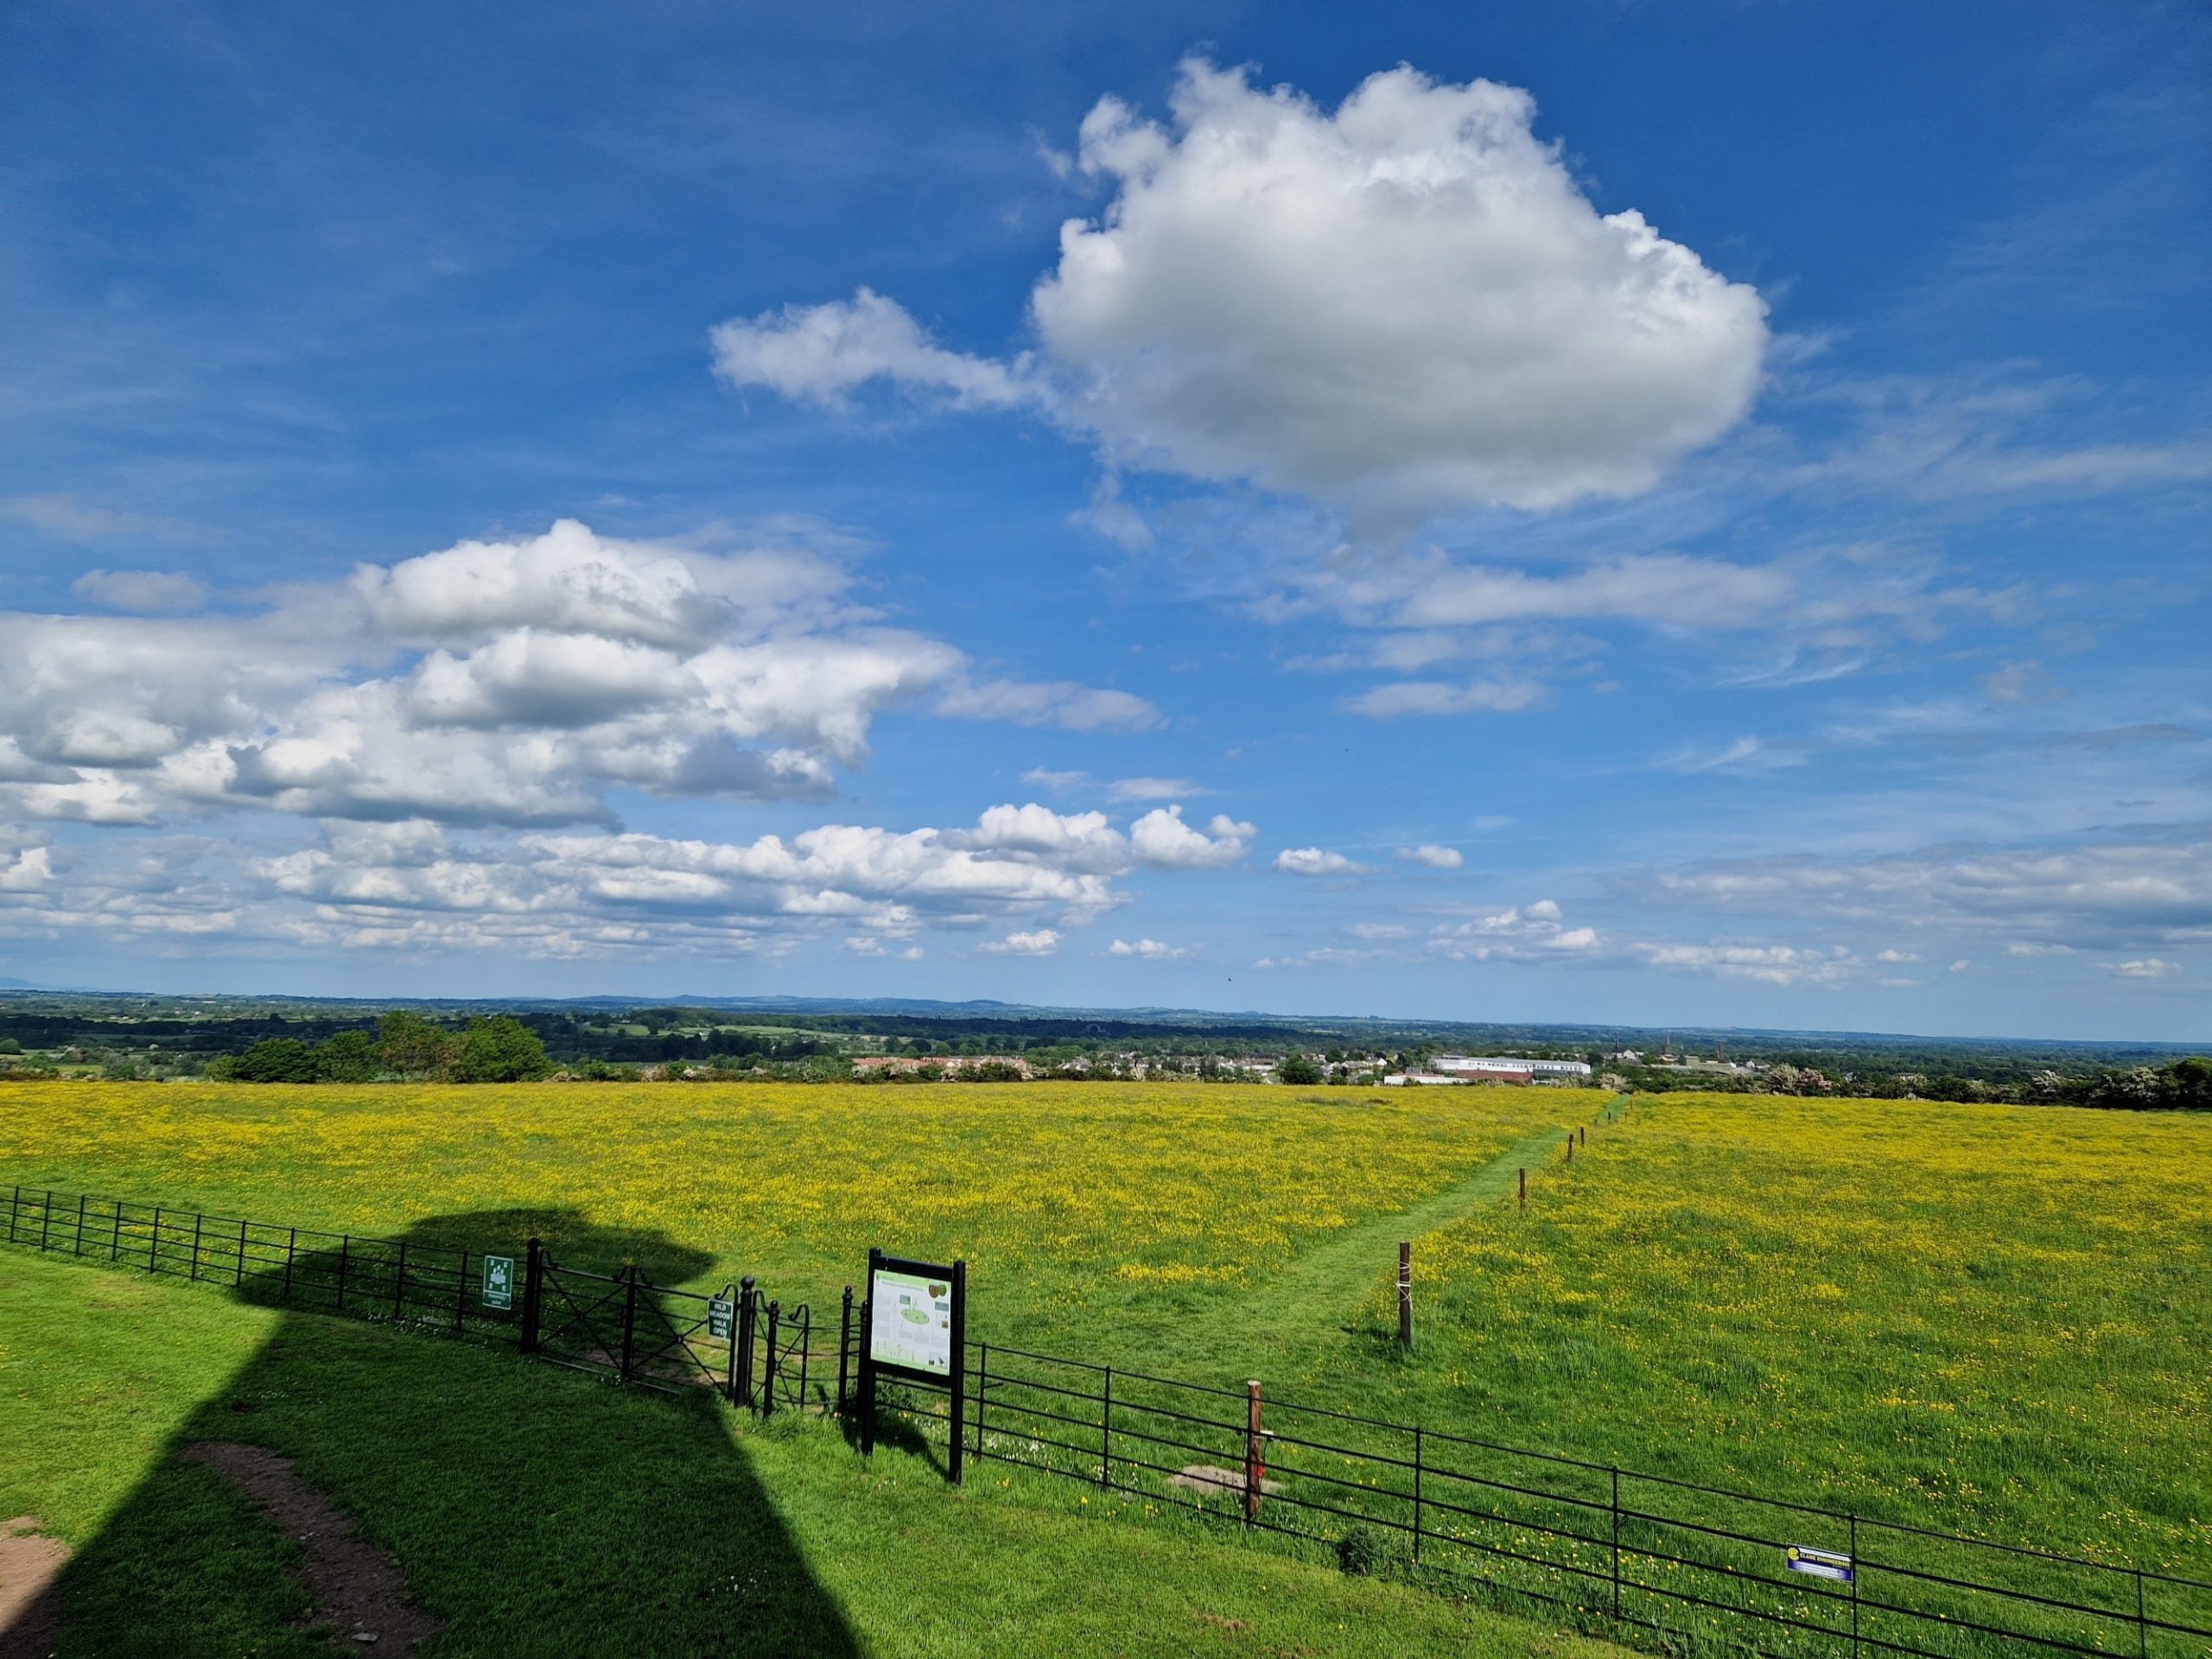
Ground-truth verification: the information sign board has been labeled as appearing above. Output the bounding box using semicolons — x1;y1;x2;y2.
869;1266;955;1376
482;1254;515;1312
707;1297;735;1341
1784;1545;1853;1583
859;1249;967;1483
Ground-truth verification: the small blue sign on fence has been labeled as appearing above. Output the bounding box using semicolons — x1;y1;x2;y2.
1784;1545;1853;1583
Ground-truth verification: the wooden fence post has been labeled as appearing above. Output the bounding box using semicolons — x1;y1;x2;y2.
1518;1168;1527;1209
1101;1366;1114;1486
336;1236;351;1309
1244;1380;1264;1525
235;1218;248;1287
393;1242;410;1319
189;1211;203;1279
1397;1241;1413;1347
74;1194;87;1255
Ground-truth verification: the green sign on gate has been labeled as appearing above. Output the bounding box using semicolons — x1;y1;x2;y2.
482;1254;515;1311
707;1296;735;1341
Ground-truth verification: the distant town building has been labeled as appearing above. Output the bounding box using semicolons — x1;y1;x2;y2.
853;1054;1031;1077
1433;1054;1592;1080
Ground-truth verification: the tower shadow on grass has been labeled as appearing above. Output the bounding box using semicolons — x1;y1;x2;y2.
10;1211;861;1659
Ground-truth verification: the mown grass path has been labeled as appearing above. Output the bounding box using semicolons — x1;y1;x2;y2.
1151;1122;1575;1383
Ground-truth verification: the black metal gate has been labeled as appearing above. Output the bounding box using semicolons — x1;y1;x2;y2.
532;1255;739;1395
518;1245;837;1415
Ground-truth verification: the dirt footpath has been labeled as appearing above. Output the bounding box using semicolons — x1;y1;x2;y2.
0;1517;70;1659
181;1442;443;1652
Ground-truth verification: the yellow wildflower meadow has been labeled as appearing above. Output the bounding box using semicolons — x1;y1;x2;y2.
0;1079;1557;1340
1368;1093;2212;1575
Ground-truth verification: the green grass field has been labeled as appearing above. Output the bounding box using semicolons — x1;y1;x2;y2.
0;1249;1633;1658
3;1079;2207;1654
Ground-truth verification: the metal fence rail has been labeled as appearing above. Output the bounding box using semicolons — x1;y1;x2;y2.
10;1183;2207;1659
945;1343;2212;1659
5;1183;517;1338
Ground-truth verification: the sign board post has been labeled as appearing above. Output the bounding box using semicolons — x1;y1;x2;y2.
482;1254;515;1312
859;1247;967;1484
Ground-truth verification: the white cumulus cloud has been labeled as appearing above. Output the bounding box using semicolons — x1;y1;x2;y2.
1398;844;1464;869
0;520;1154;830
709;287;1037;411
1033;60;1768;523
1109;937;1187;959
1274;847;1362;877
981;928;1061;956
716;59;1766;529
1129;805;1255;869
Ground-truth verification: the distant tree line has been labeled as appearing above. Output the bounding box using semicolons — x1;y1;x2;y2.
209;1012;548;1084
1613;1055;2211;1110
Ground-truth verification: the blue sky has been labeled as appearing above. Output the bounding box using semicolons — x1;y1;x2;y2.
2;0;2207;1038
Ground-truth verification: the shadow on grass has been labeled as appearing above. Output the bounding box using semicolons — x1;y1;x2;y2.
12;1211;861;1659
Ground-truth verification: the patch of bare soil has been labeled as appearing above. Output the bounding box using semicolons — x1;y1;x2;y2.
181;1442;442;1653
1169;1465;1286;1500
0;1516;70;1659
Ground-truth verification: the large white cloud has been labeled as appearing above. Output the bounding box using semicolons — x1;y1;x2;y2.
0;520;1155;830
0;798;1260;961
1035;60;1768;520
717;60;1768;525
1643;836;2212;956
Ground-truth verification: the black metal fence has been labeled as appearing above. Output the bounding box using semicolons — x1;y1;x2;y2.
906;1343;2212;1659
531;1255;831;1414
0;1185;849;1414
10;1182;2208;1659
3;1183;518;1338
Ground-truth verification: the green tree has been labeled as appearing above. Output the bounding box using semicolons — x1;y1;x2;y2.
1278;1052;1323;1085
450;1015;550;1083
315;1029;379;1083
2164;1056;2212;1110
376;1010;455;1080
231;1038;321;1084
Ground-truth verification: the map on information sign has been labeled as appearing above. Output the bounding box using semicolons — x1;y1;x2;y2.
869;1267;953;1375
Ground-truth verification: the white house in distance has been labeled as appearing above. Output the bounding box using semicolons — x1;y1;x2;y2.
1433;1055;1593;1083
